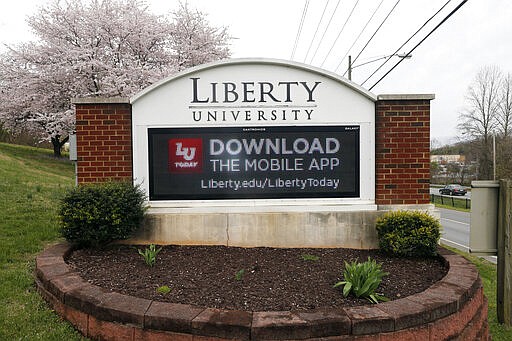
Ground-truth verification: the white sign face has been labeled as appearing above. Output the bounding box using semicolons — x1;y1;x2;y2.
131;59;376;209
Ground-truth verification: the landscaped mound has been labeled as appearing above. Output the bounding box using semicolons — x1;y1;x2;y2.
67;244;448;311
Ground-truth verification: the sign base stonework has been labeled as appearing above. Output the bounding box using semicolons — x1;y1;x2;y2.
129;210;380;248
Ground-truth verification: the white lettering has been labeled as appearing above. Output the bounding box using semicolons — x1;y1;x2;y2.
210;139;224;156
209;138;340;156
174;161;199;168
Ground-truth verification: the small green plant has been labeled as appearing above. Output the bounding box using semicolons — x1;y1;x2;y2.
376;210;441;258
301;254;320;261
334;257;389;304
235;268;245;281
138;244;162;267
156;285;171;295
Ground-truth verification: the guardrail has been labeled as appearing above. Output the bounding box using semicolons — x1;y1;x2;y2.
430;193;471;210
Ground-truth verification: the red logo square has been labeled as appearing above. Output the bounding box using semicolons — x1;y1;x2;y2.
168;138;203;173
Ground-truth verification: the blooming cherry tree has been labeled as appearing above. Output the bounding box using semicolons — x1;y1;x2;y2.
0;0;231;156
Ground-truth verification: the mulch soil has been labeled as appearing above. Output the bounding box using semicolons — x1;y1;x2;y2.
67;245;448;311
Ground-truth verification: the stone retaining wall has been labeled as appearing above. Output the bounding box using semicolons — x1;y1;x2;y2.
35;243;489;340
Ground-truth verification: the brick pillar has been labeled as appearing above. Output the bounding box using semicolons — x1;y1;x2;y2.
375;94;434;206
73;98;132;184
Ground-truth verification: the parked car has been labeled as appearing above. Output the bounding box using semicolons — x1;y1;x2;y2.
439;184;467;196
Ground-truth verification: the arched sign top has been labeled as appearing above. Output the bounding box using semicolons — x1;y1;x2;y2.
131;57;376;204
131;58;377;104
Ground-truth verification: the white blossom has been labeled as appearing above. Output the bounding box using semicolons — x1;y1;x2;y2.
0;0;231;156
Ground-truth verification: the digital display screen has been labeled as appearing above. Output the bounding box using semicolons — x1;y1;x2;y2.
148;126;360;200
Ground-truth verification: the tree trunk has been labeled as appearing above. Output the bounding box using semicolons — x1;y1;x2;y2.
51;135;69;158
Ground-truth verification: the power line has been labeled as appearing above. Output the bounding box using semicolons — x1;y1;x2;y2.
342;0;402;77
290;0;310;60
320;0;361;68
334;0;385;73
303;0;330;63
360;0;453;87
369;0;469;90
308;0;341;64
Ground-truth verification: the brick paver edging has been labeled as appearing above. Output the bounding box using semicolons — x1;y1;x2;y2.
35;243;489;340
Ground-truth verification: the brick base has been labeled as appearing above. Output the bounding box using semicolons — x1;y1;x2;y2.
35;244;489;341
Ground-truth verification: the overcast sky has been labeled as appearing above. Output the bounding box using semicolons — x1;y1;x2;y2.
1;0;511;145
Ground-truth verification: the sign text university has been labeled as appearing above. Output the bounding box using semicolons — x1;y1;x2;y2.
189;77;321;123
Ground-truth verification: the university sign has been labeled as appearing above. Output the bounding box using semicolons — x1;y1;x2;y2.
73;58;434;247
131;59;376;205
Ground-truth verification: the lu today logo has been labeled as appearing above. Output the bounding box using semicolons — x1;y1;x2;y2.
168;138;203;173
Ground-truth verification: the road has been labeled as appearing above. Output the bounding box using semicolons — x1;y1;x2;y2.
438;207;497;264
430;187;472;249
430;187;471;198
439;207;470;252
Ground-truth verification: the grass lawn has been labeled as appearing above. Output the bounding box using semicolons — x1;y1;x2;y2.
443;246;512;340
0;143;86;340
431;194;471;212
0;142;510;340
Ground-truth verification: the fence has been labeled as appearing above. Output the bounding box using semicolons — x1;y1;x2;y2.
430;193;471;210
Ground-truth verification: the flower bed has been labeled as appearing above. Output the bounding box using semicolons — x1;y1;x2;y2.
35;243;489;341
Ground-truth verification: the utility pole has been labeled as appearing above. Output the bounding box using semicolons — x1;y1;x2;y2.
347;53;411;82
493;134;496;180
348;56;352;81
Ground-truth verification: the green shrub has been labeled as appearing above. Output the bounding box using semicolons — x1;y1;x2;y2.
334;257;389;304
376;210;441;257
59;181;147;248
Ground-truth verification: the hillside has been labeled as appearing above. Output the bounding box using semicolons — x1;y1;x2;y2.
0;143;85;340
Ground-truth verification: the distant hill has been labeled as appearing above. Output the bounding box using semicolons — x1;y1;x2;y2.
431;140;478;163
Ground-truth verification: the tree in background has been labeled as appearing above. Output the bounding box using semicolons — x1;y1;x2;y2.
0;0;231;156
497;72;512;138
458;66;512;180
430;161;440;181
496;72;512;179
170;3;231;71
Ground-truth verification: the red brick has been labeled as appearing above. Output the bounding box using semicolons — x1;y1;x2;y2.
36;278;67;318
376;97;431;205
456;299;487;341
75;102;132;184
380;326;430;341
134;329;193;341
87;315;134;341
65;305;89;336
348;336;381;341
81;115;96;120
192;335;241;341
